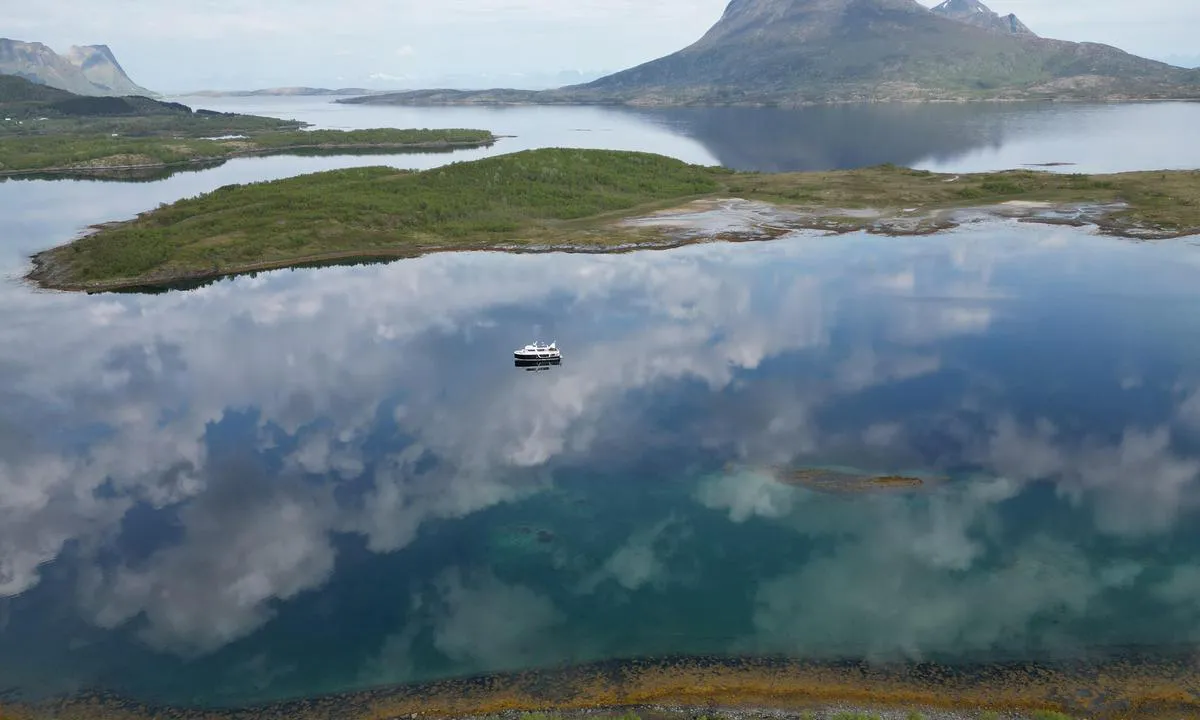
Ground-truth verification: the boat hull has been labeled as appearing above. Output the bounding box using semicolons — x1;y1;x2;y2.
513;352;561;361
514;357;562;368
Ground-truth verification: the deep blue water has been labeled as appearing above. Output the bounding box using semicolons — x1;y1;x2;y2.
2;101;1200;708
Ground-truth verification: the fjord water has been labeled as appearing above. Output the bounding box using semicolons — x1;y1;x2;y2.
3;100;1200;709
177;96;1200;173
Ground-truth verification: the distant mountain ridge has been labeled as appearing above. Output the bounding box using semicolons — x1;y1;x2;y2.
0;39;154;97
343;0;1200;107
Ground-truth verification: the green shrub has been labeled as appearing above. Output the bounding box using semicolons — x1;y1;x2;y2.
59;148;721;282
980;179;1023;194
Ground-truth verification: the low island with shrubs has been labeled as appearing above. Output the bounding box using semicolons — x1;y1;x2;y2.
26;148;1200;292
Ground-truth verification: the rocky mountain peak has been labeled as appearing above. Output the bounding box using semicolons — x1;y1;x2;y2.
697;0;932;46
932;0;1036;36
65;44;151;96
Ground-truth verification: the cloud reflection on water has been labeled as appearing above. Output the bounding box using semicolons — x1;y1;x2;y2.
1;225;1200;689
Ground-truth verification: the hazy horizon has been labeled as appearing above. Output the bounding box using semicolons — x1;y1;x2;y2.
6;0;1200;93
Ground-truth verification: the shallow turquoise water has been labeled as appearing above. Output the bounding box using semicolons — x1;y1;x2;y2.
3;223;1200;706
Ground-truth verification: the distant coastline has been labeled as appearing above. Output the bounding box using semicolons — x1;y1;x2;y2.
336;89;1200;109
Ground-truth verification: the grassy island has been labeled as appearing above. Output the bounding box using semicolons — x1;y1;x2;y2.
26;148;1200;292
0;128;497;178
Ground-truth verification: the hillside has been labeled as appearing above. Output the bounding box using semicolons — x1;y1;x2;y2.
0;74;303;137
0;74;190;120
0;38;155;97
343;0;1200;106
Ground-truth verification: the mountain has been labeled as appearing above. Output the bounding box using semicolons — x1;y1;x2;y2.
64;44;154;95
0;39;155;97
344;0;1200;107
931;0;1034;36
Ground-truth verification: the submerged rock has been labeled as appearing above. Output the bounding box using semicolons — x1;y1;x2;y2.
775;466;935;494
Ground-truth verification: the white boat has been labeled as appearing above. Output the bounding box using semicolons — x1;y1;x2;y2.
514;341;561;362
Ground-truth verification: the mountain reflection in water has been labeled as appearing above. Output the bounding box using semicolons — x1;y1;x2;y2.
3;224;1200;708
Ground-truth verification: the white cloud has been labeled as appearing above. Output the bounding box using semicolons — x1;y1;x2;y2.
80;469;338;656
367;72;408;83
428;567;564;671
1178;387;1200;430
747;480;1134;660
698;468;799;523
979;417;1200;538
578;516;687;593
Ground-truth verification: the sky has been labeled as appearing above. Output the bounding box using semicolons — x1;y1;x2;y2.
6;0;1200;93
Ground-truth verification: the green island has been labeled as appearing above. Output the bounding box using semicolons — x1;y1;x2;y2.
0;75;495;178
26;148;1200;293
0;127;497;178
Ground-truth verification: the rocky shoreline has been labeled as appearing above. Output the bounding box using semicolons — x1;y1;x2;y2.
13;652;1200;720
621;197;1191;242
25;196;1197;294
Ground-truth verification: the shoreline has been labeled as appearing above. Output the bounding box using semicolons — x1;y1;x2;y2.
11;652;1200;720
26;198;1196;295
0;138;497;179
338;95;1200;109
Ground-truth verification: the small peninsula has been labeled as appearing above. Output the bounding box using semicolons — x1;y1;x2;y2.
26;148;1200;293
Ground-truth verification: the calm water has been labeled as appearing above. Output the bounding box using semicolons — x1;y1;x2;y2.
178;96;1200;173
2;101;1200;709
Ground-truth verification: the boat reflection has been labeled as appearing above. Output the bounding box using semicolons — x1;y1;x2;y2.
515;358;562;371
